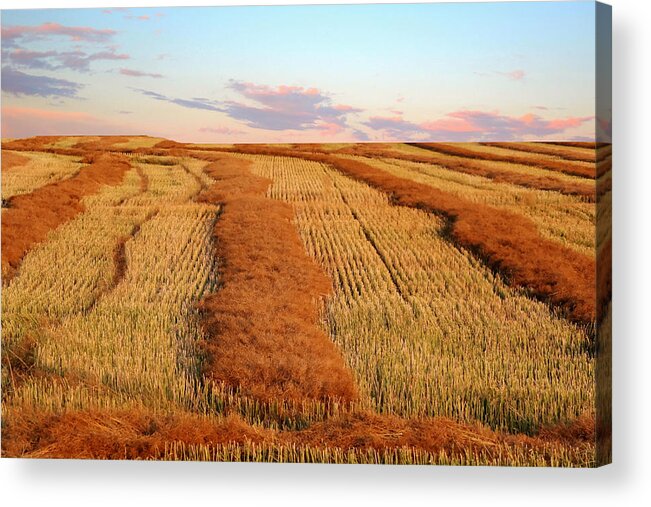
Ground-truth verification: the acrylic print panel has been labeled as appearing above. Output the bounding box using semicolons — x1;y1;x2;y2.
0;1;611;466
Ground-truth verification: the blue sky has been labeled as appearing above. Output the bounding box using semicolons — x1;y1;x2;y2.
1;2;598;142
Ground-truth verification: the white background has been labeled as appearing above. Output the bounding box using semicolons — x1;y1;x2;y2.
0;0;649;505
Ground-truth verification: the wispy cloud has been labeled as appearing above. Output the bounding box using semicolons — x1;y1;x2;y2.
132;88;221;111
120;68;163;78
1;66;83;98
223;80;362;131
2;22;116;47
5;47;129;72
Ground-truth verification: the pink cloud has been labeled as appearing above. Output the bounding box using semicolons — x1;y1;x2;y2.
364;110;593;141
2;22;116;46
119;68;163;78
420;116;480;133
317;122;345;137
222;80;362;131
547;116;593;129
505;69;525;81
1;106;135;138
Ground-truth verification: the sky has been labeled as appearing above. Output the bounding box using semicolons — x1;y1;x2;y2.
1;2;599;143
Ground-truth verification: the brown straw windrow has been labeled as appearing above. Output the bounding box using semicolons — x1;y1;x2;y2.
546;141;609;149
195;155;358;403
198;145;597;325
1;153;131;281
2;136;64;152
153;140;591;203
482;142;599;163
1;151;31;172
72;136;134;151
410;143;596;178
323;155;598;325
331;144;596;200
2;406;595;462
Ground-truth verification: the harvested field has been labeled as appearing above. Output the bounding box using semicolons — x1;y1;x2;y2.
205;145;596;324
1;137;609;466
1;153;130;280
483;142;599;163
245;154;593;431
2;151;84;202
410;143;596;178
325;143;596;198
341;155;596;256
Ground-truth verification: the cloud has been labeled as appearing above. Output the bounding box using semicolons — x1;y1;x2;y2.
364;116;424;138
316;122;345;137
125;15;150;21
1;106;129;137
222;80;362;131
1;66;83;98
4;49;59;70
199;126;244;135
502;69;525;81
5;47;129;72
2;22;116;47
119;68;163;78
132;88;221;111
133;81;363;133
364;110;593;141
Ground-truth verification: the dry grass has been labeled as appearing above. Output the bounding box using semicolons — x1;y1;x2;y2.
3;157;219;417
215;145;597;324
329;144;596;199
1;153;130;280
1;151;31;172
2;406;594;466
245;154;594;432
343;155;596;256
410;143;596;178
196;155;358;402
2;151;84;202
483;142;598;163
1;137;606;465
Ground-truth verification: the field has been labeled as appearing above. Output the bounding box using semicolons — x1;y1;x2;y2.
1;136;611;465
